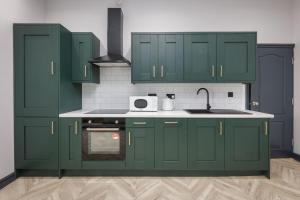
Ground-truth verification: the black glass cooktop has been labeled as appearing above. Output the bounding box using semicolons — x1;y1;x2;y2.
85;109;129;114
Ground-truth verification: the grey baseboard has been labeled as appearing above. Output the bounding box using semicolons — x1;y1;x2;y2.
292;153;300;162
0;173;16;190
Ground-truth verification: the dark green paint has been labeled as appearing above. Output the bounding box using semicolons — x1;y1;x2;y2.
14;25;59;117
217;33;256;82
59;26;82;114
59;118;82;169
155;119;187;169
131;32;256;83
82;161;125;169
225;119;269;170
61;169;268;177
14;24;82;171
14;24;82;117
132;34;158;82
132;33;183;83
72;33;100;83
158;34;183;82
126;127;155;169
184;34;217;81
126;118;155;127
15;117;58;169
188;119;224;170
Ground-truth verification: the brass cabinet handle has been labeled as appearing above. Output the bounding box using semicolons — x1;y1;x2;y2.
219;121;223;135
164;121;178;124
212;65;215;77
51;121;54;135
161;65;164;78
153;65;156;78
74;121;78;135
264;121;268;135
128;131;131;146
220;65;223;77
84;65;87;78
133;122;146;125
50;61;54;75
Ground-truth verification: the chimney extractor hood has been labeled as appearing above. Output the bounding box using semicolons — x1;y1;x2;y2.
90;8;131;67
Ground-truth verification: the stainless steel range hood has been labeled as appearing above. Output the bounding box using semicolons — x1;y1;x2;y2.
90;8;131;67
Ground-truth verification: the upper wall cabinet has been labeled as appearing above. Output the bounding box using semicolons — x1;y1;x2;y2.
158;34;183;82
131;32;257;83
131;33;183;83
184;34;217;82
14;24;82;117
217;33;256;82
72;33;100;83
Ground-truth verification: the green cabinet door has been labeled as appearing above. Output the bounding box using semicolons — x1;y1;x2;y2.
15;117;58;169
184;34;217;82
59;118;82;169
225;119;269;170
14;25;59;117
72;33;100;83
126;127;155;169
155;119;187;169
132;34;158;82
217;33;256;82
188;119;224;170
158;34;183;82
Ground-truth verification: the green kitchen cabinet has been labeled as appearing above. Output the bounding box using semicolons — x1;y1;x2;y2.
225;119;269;170
72;33;100;83
14;24;82;117
158;34;183;82
14;25;59;116
217;33;256;82
14;24;82;171
126;127;155;169
59;118;82;169
15;117;58;169
131;33;183;83
132;34;158;82
188;119;224;170
155;119;187;169
184;34;217;82
126;118;155;169
132;32;256;83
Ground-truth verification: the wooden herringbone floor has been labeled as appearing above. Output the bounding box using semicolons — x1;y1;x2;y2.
0;159;300;200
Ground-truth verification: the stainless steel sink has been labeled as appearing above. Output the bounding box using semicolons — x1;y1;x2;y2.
185;109;251;115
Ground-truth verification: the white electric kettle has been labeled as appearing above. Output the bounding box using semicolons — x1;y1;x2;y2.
162;94;175;111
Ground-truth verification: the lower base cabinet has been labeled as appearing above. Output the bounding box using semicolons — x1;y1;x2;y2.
225;119;269;170
15;117;58;170
188;119;225;170
155;119;187;169
59;118;82;169
126;127;155;169
15;117;269;175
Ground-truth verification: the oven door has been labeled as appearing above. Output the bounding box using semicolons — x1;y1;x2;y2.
82;128;125;161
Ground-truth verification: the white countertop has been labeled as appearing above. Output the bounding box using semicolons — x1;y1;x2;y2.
59;109;274;119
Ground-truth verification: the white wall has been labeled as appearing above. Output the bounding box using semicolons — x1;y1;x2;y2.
83;68;246;111
45;0;294;59
292;0;300;155
0;0;46;179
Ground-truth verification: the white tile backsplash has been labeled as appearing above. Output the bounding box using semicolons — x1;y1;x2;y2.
82;68;247;110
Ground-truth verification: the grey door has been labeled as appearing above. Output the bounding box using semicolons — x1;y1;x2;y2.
250;44;294;157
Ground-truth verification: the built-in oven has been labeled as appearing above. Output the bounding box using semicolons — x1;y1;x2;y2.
82;118;125;161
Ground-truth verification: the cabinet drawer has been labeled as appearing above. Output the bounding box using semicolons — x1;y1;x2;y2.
126;118;154;127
